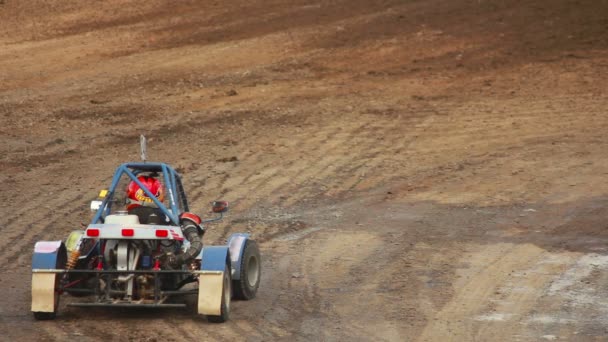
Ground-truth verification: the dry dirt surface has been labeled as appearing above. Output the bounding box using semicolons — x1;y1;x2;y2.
1;0;608;341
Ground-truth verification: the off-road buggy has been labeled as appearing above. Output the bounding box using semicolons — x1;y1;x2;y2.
31;161;261;323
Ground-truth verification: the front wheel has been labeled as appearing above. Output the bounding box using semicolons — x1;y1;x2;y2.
233;240;261;300
207;261;231;323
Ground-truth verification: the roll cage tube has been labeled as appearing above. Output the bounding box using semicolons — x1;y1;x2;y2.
176;177;189;213
91;163;187;225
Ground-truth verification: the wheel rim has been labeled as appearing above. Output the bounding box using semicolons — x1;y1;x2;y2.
246;255;259;288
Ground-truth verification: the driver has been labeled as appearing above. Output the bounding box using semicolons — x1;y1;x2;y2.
126;175;204;269
126;175;166;224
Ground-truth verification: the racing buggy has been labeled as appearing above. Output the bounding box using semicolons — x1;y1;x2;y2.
31;162;261;322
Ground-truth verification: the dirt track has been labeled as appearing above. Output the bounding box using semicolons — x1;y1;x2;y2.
1;1;608;341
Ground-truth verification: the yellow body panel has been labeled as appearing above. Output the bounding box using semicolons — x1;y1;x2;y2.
197;272;224;315
31;273;56;312
65;231;83;252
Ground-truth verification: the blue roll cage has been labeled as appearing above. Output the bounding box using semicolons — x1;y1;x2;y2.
91;163;187;226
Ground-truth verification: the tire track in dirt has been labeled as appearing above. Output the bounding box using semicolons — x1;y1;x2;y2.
0;188;50;228
418;243;549;341
263;239;321;339
267;118;383;207
33;322;71;341
206;139;299;212
0;170;96;228
193;121;357;221
325;126;412;192
297;258;326;338
283;225;404;341
209;110;388;213
317;111;437;195
1;184;84;224
191;172;230;204
364;99;608;199
412;101;608;166
416;98;604;146
0;197;86;269
246;159;310;207
237;148;276;185
233;123;350;208
227;113;404;211
151;314;230;341
0;193;86;259
230;239;293;338
472;252;575;340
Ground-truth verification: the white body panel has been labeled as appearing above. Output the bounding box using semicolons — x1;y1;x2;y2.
86;224;184;240
105;214;140;225
34;241;63;254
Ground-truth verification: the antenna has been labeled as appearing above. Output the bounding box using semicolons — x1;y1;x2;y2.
140;135;147;163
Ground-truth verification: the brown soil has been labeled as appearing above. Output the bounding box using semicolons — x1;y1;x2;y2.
1;0;608;341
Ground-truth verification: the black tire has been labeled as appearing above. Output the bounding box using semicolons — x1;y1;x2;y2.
33;311;56;320
207;260;231;323
232;240;261;300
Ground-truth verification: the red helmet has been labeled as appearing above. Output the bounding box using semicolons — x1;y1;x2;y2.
126;176;165;210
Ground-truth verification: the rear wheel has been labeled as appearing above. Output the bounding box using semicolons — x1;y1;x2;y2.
207;260;231;323
232;240;261;300
33;310;57;320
